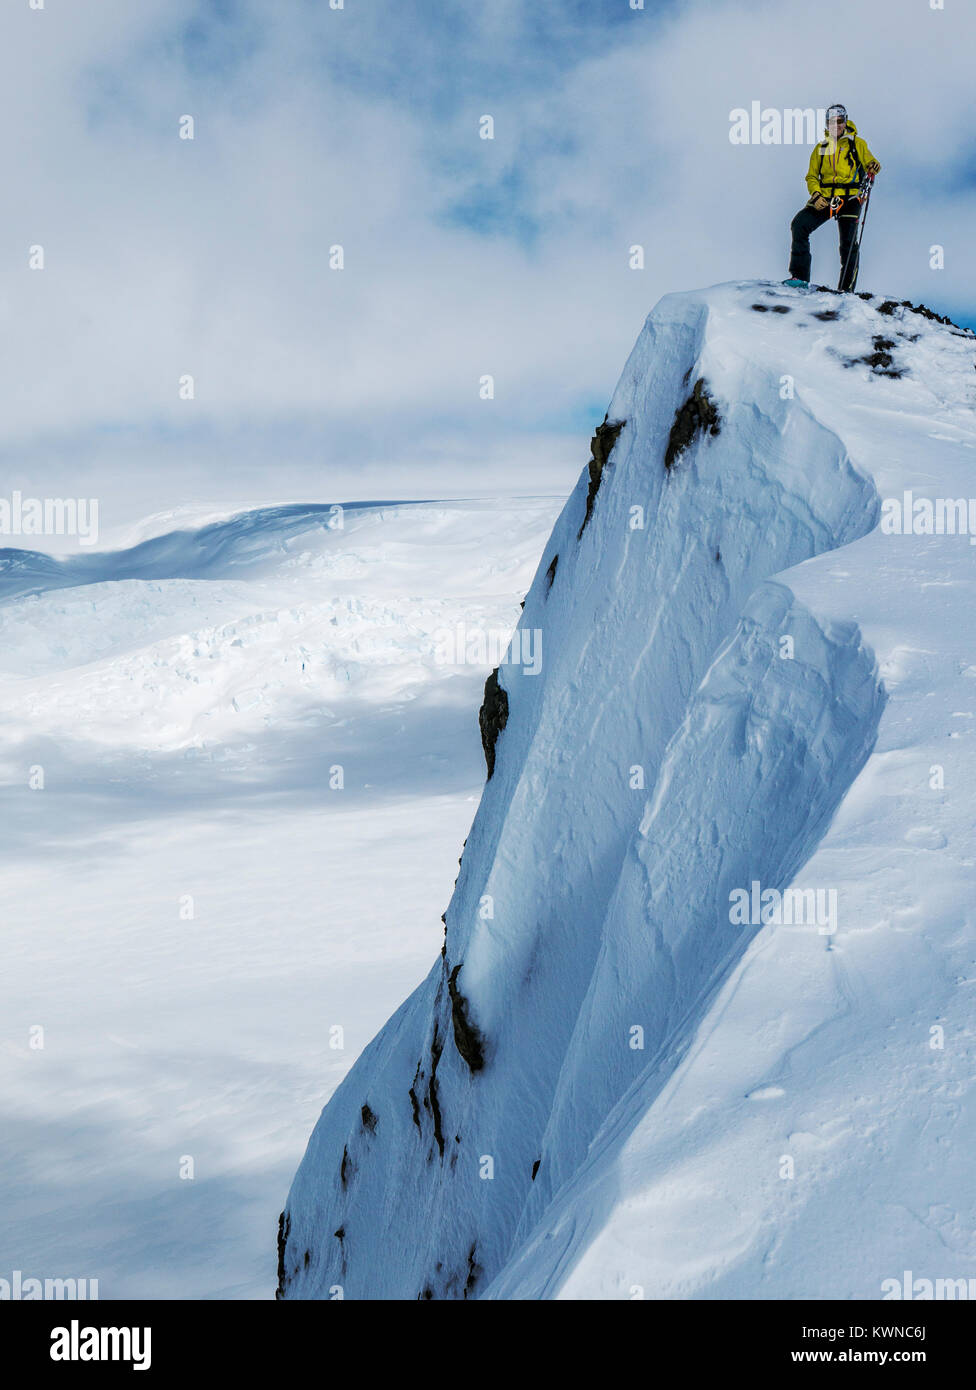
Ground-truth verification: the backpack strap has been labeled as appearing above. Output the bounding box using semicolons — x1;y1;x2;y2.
817;133;864;192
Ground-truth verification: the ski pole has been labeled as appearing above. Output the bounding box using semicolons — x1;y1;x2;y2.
839;174;875;292
849;176;875;291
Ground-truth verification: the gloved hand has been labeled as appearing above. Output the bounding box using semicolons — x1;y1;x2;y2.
865;160;881;176
808;194;830;210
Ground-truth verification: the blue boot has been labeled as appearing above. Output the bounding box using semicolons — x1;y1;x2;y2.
782;278;809;288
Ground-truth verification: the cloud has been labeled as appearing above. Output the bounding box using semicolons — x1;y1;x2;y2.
1;0;973;518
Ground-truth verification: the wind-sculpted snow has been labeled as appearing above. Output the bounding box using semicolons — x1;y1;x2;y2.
512;587;885;1245
282;282;976;1299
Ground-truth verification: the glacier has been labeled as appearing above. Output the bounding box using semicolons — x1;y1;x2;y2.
280;280;976;1300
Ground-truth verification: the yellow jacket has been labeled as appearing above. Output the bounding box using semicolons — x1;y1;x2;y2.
805;119;879;197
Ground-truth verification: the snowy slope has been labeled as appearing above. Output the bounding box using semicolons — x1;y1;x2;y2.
280;281;976;1301
0;495;561;1298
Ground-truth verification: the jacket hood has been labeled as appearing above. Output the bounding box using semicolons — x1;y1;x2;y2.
823;117;858;139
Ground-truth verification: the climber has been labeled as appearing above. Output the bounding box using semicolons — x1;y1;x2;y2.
784;104;881;291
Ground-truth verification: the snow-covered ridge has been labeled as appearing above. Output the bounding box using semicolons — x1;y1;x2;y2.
0;500;444;601
0;497;559;755
280;282;976;1300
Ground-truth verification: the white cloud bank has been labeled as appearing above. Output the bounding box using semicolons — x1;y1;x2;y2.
1;0;972;518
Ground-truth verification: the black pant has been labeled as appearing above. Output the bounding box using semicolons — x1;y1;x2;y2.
790;196;861;289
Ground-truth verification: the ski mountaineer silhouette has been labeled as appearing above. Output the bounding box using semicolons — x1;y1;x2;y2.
784;104;881;291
